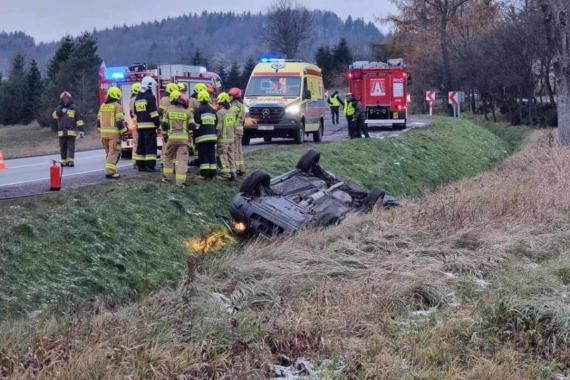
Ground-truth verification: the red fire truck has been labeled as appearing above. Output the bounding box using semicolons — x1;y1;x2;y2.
347;59;410;129
98;63;222;158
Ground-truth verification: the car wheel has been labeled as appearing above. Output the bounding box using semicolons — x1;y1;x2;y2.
121;149;132;159
313;120;323;143
239;170;271;196
318;212;341;227
264;136;272;143
296;149;320;172
362;187;386;212
242;134;251;146
293;122;305;144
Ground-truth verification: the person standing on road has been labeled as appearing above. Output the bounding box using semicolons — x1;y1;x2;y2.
97;86;128;179
343;93;356;138
52;91;85;167
134;76;160;172
352;95;370;139
160;89;194;186
159;83;180;167
129;82;141;164
193;90;218;179
327;91;341;125
215;92;237;181
228;87;245;176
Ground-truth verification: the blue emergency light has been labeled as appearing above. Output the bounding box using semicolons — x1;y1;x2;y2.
104;66;128;81
259;57;285;63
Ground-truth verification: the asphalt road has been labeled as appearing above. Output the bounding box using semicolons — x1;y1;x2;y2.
0;115;430;199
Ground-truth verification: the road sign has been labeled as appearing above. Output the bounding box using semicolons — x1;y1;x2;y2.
448;91;458;105
426;91;435;102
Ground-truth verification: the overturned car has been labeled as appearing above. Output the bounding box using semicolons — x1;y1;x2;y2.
230;150;399;239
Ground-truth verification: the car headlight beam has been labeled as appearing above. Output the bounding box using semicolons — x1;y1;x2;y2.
285;104;301;115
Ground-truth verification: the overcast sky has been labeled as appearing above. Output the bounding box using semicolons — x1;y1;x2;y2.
0;0;395;43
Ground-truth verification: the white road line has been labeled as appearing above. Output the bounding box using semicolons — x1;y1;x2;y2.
0;163;132;188
6;153;105;169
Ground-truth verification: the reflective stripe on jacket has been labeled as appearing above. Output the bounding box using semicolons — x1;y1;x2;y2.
194;103;218;144
216;105;237;144
161;103;194;144
97;101;127;136
52;104;84;137
134;91;160;129
230;100;244;136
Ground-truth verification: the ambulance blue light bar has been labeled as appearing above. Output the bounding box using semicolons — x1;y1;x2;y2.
104;66;128;80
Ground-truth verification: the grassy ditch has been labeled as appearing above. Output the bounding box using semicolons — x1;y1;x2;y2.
0;117;525;320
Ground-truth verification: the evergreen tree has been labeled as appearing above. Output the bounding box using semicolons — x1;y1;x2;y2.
315;45;334;88
216;60;228;85
0;55;27;125
23;59;42;124
192;48;204;66
226;61;241;89
47;36;74;81
240;57;256;89
332;38;353;71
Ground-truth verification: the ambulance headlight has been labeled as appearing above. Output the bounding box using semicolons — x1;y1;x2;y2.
285;104;301;115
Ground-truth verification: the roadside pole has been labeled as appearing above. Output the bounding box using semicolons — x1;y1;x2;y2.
426;91;435;116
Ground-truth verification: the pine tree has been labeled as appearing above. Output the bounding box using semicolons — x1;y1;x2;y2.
47;36;74;81
315;45;334;88
192;48;204;66
332;38;353;71
0;55;27;125
240;57;256;89
216;60;228;85
23;59;42;124
226;62;241;89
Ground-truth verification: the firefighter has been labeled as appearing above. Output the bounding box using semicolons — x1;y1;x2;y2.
343;93;356;139
161;89;194;186
134;76;161;172
327;90;341;125
129;82;142;163
97;86;128;178
193;90;218;179
215;92;237;181
228;87;245;176
52;91;85;167
352;95;370;139
159;82;179;166
189;83;207;111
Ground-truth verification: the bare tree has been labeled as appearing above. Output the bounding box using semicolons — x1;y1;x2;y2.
542;0;570;144
265;0;313;58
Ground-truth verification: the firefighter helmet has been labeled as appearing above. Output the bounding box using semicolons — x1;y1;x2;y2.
217;92;230;104
194;83;207;94
168;89;181;103
165;83;178;95
131;82;142;95
228;87;242;99
177;82;187;92
141;76;157;92
180;93;190;106
197;90;210;103
59;91;72;100
107;86;122;100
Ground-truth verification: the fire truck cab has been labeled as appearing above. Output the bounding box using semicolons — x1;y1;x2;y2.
99;63;222;158
347;59;410;129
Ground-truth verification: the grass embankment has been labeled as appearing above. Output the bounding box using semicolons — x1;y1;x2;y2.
0;123;101;159
1;117;546;379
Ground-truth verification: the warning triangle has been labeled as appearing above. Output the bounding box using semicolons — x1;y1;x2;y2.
371;81;384;96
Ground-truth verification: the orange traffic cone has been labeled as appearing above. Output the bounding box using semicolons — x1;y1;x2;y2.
0;151;6;170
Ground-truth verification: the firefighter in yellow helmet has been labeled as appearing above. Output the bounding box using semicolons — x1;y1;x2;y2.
52;91;85;167
228;87;245;176
97;86;128;178
159;82;180;166
129;82;142;163
193;90;218;179
189;83;208;111
216;92;237;181
161;89;195;186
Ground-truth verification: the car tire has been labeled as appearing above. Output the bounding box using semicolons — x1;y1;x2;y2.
121;149;132;159
239;170;271;196
296;149;320;172
313;120;323;143
318;212;341;227
293;122;305;144
264;136;272;143
242;134;251;146
362;187;386;211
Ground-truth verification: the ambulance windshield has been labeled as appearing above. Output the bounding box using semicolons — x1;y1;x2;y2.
245;76;301;97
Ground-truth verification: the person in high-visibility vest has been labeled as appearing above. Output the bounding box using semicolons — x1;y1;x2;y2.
52;91;85;167
97;86;128;178
216;92;237;181
327;90;341;125
129;82;141;163
343;93;356;138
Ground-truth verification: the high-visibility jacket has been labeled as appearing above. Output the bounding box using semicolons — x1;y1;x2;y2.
193;103;218;144
129;96;137;129
52;103;84;137
328;94;340;107
161;101;194;144
343;100;355;116
230;100;245;136
158;96;170;116
216;103;238;144
97;100;127;137
134;91;160;129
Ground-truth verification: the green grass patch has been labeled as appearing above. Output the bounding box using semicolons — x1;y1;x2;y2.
0;116;519;318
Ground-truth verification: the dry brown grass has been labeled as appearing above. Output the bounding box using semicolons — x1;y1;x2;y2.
1;130;569;379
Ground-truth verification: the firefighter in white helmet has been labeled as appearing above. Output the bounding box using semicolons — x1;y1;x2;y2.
133;76;160;171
